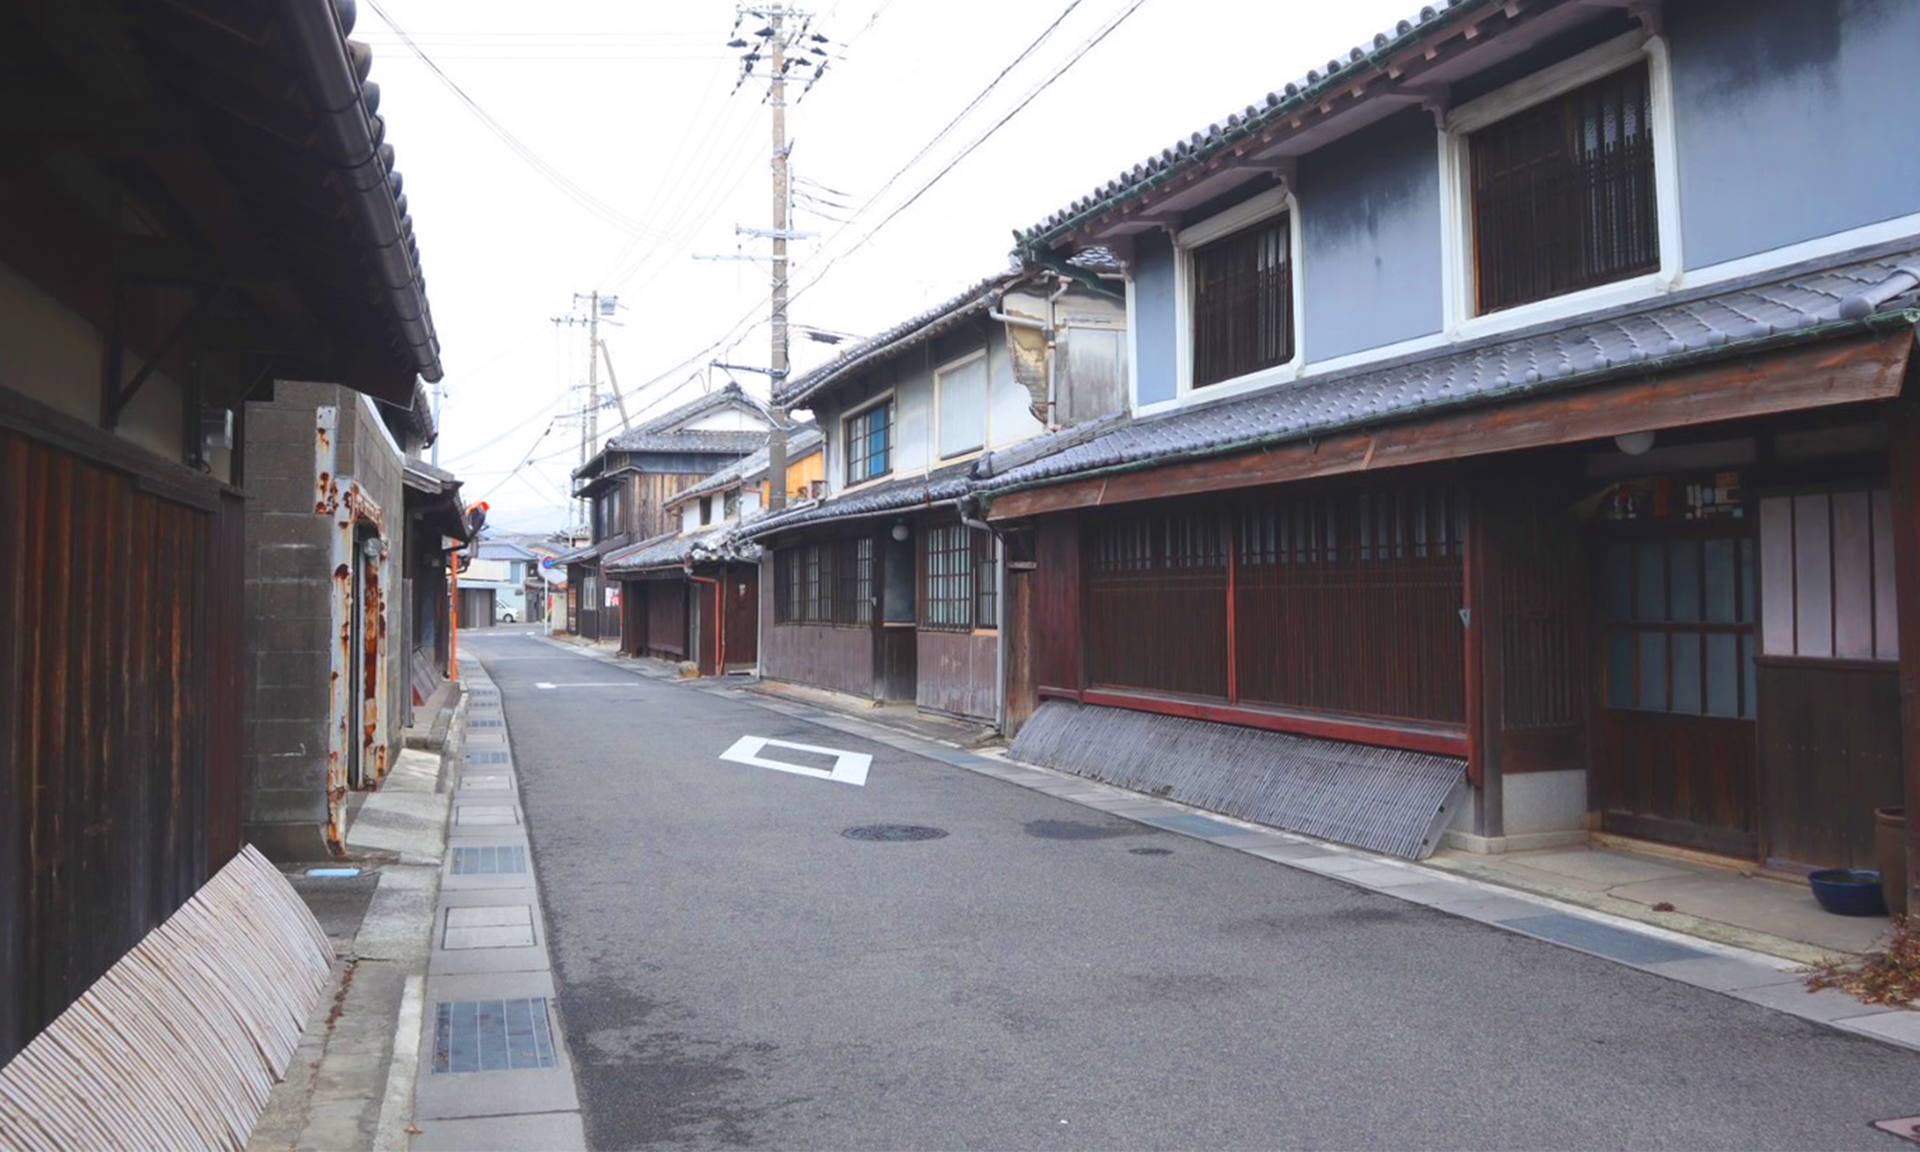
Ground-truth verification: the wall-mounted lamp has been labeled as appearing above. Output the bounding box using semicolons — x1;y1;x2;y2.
890;522;910;542
1614;431;1656;456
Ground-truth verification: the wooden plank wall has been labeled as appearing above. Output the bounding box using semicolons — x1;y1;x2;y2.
0;424;240;1065
645;578;689;659
1031;516;1083;696
724;566;758;670
1758;661;1902;870
917;630;996;721
762;620;873;697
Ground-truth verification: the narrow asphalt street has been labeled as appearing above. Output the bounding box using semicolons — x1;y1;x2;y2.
468;630;1920;1151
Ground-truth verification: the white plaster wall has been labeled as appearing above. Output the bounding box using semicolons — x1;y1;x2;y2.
685;407;771;433
0;260;100;425
0;259;231;483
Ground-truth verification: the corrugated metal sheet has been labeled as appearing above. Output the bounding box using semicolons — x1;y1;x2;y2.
1009;701;1467;859
0;846;333;1152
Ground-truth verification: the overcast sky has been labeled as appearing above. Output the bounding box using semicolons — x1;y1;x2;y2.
361;0;1416;532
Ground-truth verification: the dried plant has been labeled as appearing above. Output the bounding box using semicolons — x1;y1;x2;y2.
1804;915;1920;1007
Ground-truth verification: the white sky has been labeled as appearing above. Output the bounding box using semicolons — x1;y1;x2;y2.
361;0;1416;532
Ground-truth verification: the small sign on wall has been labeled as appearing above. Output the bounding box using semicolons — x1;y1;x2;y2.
605;585;620;609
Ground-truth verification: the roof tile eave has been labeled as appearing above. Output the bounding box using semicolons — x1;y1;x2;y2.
1019;0;1495;251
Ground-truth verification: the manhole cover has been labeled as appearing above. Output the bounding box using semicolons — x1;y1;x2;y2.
843;824;948;842
1129;847;1173;856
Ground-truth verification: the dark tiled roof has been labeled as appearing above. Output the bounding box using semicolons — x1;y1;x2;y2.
1020;0;1493;248
605;429;770;455
980;246;1920;496
773;266;1026;410
556;540;607;565
626;380;776;437
667;426;825;507
603;529;699;573
740;462;978;540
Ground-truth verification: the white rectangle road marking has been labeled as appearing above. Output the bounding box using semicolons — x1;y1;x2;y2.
719;736;872;787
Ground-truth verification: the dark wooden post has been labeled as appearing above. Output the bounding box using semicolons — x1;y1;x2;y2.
1467;475;1502;839
1888;393;1920;912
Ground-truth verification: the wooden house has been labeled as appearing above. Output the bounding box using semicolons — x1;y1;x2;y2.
564;381;774;645
608;427;824;673
978;0;1920;900
744;267;1128;725
0;0;442;1064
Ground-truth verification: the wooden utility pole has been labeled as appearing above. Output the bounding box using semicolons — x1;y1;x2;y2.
728;3;834;508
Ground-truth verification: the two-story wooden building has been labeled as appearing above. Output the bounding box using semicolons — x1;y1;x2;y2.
607;426;825;674
743;265;1128;727
973;0;1920;905
564;381;773;643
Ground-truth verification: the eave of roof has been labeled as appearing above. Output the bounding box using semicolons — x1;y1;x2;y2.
978;245;1920;500
1020;0;1509;253
739;462;978;541
772;267;1028;411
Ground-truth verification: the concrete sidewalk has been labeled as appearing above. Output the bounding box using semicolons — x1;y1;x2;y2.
403;660;587;1152
1428;841;1894;964
248;741;455;1152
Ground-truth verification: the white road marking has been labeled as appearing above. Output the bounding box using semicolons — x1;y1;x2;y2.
719;736;872;787
533;682;634;689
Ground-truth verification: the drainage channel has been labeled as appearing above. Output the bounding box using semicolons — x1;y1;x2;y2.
411;662;586;1150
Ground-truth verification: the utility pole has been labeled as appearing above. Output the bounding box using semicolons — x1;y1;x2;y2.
552;292;618;536
728;4;834;509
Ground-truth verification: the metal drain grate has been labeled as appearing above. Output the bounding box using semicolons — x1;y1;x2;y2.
843;824;948;842
451;846;528;875
468;719;504;728
466;752;510;765
432;998;557;1073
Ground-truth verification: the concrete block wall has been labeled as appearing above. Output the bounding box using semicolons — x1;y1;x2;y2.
242;389;337;860
241;382;410;860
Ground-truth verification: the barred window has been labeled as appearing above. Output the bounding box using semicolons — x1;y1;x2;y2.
923;526;995;631
845;400;893;485
776;540;869;626
837;536;874;625
1192;214;1293;388
1470;62;1658;314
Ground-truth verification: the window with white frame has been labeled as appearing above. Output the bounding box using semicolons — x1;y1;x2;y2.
844;397;893;485
1191;213;1294;388
1469;61;1658;314
935;350;989;459
1442;32;1679;328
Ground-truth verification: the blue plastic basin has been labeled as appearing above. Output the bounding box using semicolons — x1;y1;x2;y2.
1808;869;1888;916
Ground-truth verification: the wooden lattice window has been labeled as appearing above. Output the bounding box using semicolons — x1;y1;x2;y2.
1236;485;1467;723
923;525;975;632
1086;511;1229;698
1601;531;1757;718
1470;62;1658;313
836;536;873;626
845;399;893;485
1192;214;1293;388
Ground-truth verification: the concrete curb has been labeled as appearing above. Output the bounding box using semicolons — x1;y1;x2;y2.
404;658;587;1152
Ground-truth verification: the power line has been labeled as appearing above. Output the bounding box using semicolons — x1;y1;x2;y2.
362;0;666;240
783;0;1151;316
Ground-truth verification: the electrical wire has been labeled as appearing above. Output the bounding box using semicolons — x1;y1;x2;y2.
362;0;669;240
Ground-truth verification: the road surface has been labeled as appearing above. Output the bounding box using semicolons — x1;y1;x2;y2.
467;630;1919;1150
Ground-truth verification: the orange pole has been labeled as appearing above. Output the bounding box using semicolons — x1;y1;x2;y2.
449;546;460;681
